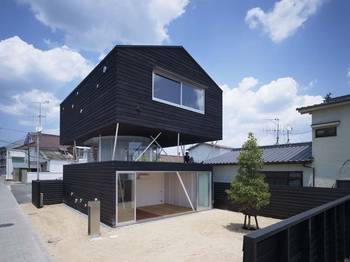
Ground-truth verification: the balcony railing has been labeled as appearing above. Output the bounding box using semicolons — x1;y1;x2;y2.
243;194;350;261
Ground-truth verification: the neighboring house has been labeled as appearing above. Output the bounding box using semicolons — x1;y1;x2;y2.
205;142;314;187
297;94;350;188
2;133;74;183
0;139;27;180
60;45;222;227
187;142;233;163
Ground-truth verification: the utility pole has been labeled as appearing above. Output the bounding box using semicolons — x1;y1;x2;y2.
34;101;49;180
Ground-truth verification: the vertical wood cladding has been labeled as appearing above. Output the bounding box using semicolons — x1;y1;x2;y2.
214;182;350;219
60;46;222;145
63;161;212;227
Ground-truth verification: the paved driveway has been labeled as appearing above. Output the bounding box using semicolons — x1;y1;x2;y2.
0;177;50;262
10;183;32;204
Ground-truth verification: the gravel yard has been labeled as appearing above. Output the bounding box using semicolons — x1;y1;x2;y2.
20;203;279;262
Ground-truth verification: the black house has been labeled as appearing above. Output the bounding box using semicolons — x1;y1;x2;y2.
61;46;222;227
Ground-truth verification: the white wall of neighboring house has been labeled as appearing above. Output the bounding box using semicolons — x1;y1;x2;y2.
6;150;26;180
188;144;232;163
311;104;350;187
48;160;71;173
213;164;314;187
24;172;63;183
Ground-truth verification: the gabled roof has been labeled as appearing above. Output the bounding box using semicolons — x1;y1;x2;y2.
20;133;61;150
205;142;312;165
187;142;233;151
297;94;350;114
40;149;73;161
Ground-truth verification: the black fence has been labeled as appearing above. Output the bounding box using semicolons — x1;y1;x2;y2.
243;194;350;262
214;182;350;219
32;180;63;208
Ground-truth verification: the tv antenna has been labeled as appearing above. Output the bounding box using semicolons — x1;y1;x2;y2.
263;118;281;144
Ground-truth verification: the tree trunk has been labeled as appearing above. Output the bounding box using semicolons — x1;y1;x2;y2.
254;216;259;229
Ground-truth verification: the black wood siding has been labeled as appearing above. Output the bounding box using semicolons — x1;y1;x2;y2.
115;47;222;145
60;50;117;145
60;46;222;146
32;180;63;207
214;182;350;219
64;161;212;227
63;162;117;227
243;196;350;262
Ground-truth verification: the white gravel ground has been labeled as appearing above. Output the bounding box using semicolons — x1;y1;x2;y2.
20;203;280;262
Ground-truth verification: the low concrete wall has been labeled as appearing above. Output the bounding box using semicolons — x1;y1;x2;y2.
25;172;62;183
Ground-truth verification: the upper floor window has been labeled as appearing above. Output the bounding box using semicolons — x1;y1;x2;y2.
153;72;205;114
315;127;337;138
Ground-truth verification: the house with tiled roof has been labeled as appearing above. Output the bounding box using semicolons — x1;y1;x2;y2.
297;94;350;188
205;142;314;187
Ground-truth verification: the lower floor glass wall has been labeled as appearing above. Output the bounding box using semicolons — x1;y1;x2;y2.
116;171;212;225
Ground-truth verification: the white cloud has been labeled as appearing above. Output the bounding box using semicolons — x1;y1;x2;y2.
0;89;60;130
221;77;323;147
347;68;350;82
245;0;323;43
0;36;92;87
19;0;189;53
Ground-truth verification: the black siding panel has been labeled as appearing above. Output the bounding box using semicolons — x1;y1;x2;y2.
115;47;222;143
214;182;350;219
60;46;222;146
64;161;212;227
64;162;117;227
32;180;63;206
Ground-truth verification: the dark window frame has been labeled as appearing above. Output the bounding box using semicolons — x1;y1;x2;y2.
261;171;303;187
152;71;205;114
315;126;337;138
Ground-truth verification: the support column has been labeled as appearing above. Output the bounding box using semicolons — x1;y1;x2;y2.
112;123;119;161
177;133;180;156
135;132;161;161
176;171;195;211
98;135;102;162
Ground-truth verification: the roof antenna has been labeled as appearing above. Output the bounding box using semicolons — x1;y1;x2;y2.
263;118;280;145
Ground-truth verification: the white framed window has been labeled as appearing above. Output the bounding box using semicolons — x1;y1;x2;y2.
152;71;205;114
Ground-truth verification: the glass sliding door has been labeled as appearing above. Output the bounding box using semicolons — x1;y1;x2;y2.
117;172;136;224
197;172;211;210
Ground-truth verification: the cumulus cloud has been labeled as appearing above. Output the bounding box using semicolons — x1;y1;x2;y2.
0;36;93;131
19;0;189;53
0;89;60;130
0;36;92;89
221;77;323;147
347;68;350;82
245;0;323;43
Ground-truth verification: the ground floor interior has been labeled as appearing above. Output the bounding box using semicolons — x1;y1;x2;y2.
117;171;212;225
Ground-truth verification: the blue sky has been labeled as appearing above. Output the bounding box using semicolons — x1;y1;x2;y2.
0;0;349;147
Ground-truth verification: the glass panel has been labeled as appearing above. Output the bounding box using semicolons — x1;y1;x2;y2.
153;74;181;105
182;83;204;112
197;172;210;209
263;172;286;186
315;127;337;137
117;173;135;223
289;172;302;187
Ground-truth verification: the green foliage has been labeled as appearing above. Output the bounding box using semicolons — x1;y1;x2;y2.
226;133;271;214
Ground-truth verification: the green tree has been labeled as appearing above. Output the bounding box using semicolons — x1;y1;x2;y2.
226;133;270;229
